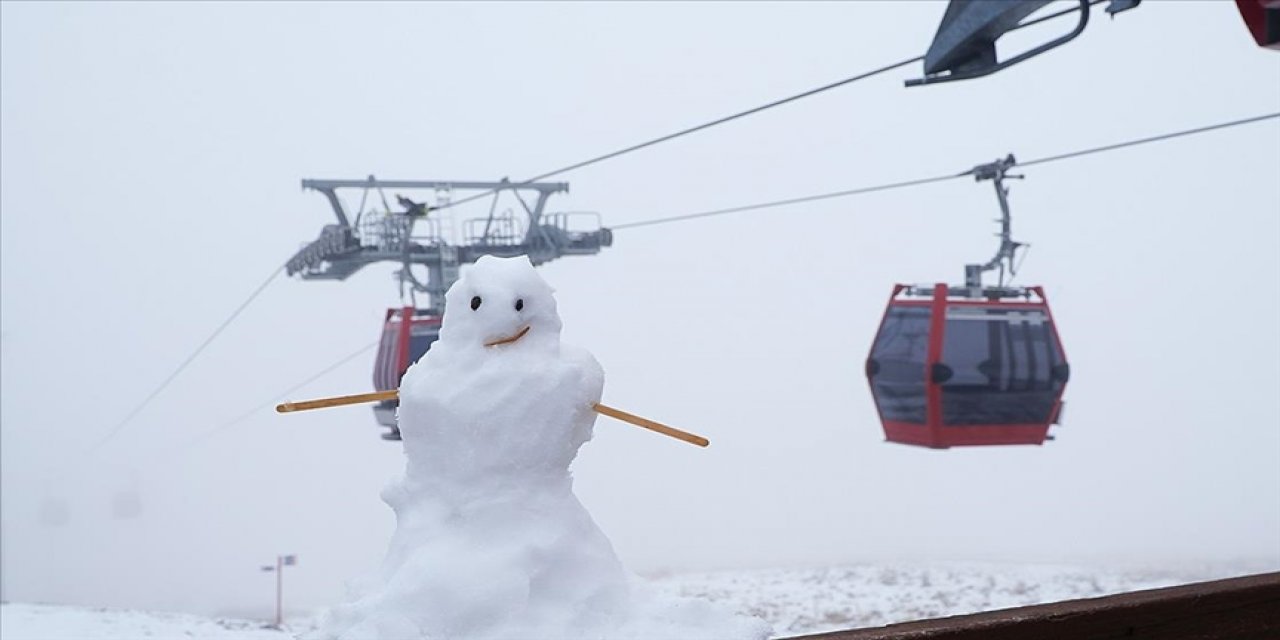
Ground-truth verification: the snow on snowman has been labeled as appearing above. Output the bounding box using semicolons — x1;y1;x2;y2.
308;255;770;640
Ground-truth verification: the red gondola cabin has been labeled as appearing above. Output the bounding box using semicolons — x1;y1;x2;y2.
866;284;1069;448
1237;0;1280;50
372;307;442;439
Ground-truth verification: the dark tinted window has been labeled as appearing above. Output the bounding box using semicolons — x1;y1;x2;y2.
868;306;930;424
407;330;440;365
939;306;1065;426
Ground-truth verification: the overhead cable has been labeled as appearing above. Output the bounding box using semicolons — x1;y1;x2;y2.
612;173;963;230
613;111;1280;230
95;50;923;452
1019;111;1280;168
187;339;381;446
224;111;1279;421
435;55;925;211
433;1;1109;211
90;264;286;452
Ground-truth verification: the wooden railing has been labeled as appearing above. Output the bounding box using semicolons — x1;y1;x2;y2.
788;571;1280;640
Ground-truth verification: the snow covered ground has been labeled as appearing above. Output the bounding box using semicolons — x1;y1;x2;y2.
2;561;1272;639
0;602;304;639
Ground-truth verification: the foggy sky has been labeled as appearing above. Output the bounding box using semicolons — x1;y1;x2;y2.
2;0;1278;620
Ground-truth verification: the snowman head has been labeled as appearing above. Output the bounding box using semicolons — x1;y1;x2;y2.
438;255;562;351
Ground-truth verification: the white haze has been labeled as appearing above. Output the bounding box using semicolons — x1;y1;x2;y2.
2;0;1278;621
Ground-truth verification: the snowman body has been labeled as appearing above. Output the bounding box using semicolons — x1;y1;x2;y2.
321;256;626;639
319;256;769;640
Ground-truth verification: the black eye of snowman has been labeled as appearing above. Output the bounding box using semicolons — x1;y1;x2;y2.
470;296;482;311
515;298;524;311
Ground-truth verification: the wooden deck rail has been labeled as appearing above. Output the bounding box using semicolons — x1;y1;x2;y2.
788;571;1280;640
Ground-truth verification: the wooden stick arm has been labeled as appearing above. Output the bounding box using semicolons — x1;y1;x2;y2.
591;403;709;447
276;390;398;413
276;391;709;447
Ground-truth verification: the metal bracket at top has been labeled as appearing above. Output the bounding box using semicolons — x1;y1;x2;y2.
904;0;1140;87
971;154;1018;182
964;154;1026;291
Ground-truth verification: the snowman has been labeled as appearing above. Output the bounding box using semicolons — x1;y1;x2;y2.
317;255;769;640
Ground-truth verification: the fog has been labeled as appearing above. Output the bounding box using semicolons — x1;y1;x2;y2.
2;1;1277;620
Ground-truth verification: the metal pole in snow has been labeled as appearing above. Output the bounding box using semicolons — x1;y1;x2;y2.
275;555;283;627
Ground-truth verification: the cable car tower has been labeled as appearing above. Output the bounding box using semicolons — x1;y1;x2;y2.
866;156;1070;448
286;177;612;439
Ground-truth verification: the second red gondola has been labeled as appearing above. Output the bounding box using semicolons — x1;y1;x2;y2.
372;307;442;439
866;284;1069;448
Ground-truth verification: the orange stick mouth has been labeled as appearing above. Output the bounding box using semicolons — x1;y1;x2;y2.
484;325;530;347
